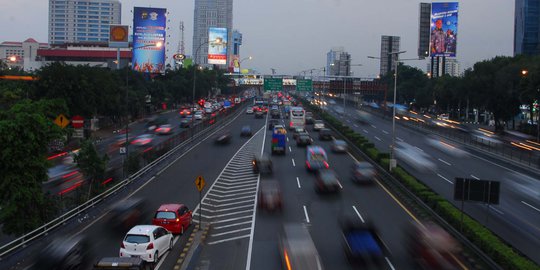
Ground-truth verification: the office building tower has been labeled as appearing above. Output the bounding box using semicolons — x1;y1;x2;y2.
379;35;401;76
418;3;431;58
232;30;242;56
48;0;121;45
514;0;540;55
427;58;460;77
326;47;351;76
192;0;233;67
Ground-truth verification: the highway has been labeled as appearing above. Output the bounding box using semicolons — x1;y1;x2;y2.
323;99;540;264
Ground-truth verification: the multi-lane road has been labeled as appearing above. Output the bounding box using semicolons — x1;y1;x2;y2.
324;99;540;264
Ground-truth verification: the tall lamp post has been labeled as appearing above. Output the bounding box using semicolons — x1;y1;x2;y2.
123;41;162;178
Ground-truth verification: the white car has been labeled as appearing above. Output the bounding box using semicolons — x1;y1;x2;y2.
194;111;204;120
120;225;173;263
313;120;325;131
246;107;254;114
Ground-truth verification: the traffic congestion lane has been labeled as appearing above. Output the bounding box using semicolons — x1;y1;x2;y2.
324;103;540;263
250;121;422;270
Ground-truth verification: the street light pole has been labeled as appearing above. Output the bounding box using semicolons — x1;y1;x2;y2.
388;50;406;171
191;41;209;139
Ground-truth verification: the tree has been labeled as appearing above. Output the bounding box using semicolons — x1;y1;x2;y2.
74;140;108;200
0;99;66;235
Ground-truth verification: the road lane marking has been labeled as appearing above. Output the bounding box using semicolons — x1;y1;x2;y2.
353;124;359;127
371;124;377;128
286;137;289;142
382;130;389;135
363;129;369;134
337;180;343;189
208;234;250;245
385;257;396;270
488;205;504;215
396;137;404;142
207;209;254;219
207;191;256;198
211;227;251;237
415;146;424;152
303;205;310;223
209;216;252;224
292;158;296;167
214;221;253;230
438;158;451;166
470;174;480;180
522;201;540;213
205;204;253;213
289;146;292;152
203;199;253;208
374;136;382;141
437;174;453;184
296;177;301;188
352;206;365;223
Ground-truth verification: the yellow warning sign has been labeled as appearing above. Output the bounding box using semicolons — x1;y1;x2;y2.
195;175;206;192
54;114;70;129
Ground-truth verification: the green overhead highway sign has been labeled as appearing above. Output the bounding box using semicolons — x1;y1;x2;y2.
296;79;313;91
264;78;283;91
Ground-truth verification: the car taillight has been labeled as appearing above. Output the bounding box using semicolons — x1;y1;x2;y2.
147;242;154;250
306;161;311;169
323;161;329;168
121;242;125;249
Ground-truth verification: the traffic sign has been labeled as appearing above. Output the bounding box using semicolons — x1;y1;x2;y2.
264;78;283;91
72;115;84;128
73;128;84;138
296;79;313;91
119;147;127;155
54;114;70;129
195;176;206;192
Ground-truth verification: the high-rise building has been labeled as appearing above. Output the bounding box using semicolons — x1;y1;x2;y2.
48;0;121;45
427;58;461;77
326;47;351;76
192;0;233;67
232;30;242;56
514;0;540;56
418;3;431;58
379;35;401;76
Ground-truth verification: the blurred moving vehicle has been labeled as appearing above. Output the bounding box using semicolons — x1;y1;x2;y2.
93;257;149;270
351;162;376;184
240;125;252;137
194;111;204;120
340;218;389;267
292;127;307;139
252;155;273;174
319;128;333;141
356;110;373;125
246;107;254;114
279;223;324;270
305;111;314;124
180;118;191;128
268;119;279;130
271;109;281;119
395;142;437;172
272;126;287;155
106;198;148;232
407;222;461;270
289;106;306;130
306;146;329;171
119;225;173;264
215;131;232;144
146;116;167;132
470;130;502;146
179;108;192;118
314;169;342;194
258;180;283;211
504;172;540;205
30;235;92;270
255;110;264;118
331;139;348;153
313;120;325;131
131;134;154;147
152;204;192;235
155;124;173;135
426;135;468;157
296;133;313;147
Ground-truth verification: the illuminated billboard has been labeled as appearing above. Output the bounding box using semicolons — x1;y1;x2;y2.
208;27;228;65
430;2;458;57
132;7;167;73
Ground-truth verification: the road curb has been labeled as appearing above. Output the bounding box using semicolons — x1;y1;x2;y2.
173;223;212;270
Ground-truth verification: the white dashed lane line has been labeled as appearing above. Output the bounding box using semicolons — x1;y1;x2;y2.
522;201;540;213
289;146;292;152
438;158;452;166
296;177;301;188
303;205;310;223
470;174;480;180
371;124;377;128
414;146;424;152
291;158;296;167
353;124;359;127
437;174;453;184
352;206;365;223
396;137;404;142
374;136;382;141
382;130;389;135
363;129;369;134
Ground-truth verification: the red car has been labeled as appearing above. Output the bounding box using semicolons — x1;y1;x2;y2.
179;108;192;117
152;204;192;234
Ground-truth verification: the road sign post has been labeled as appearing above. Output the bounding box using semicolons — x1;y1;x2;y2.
296;79;313;92
264;78;283;92
195;176;206;228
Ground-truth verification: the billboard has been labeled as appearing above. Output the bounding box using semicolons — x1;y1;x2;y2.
132;7;167;73
430;2;458;57
208;27;228;65
230;55;240;73
109;25;129;48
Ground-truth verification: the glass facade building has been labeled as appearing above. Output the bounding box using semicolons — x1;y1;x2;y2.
515;0;540;55
48;0;121;44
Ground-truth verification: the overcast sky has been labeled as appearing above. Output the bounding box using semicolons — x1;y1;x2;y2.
0;0;514;77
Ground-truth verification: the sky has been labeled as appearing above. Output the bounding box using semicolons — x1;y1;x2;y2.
0;0;514;77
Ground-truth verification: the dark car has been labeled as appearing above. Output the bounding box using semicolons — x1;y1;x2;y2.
331;139;348;153
241;125;252;137
255;110;264;118
315;169;342;194
106;198;148;232
292;127;307;139
351;162;376;184
258;180;283;211
296;134;313;147
30;235;92;270
253;155;273;174
146;116;168;132
305;112;314;125
180;118;191;128
93;257;150;270
215;131;232;144
271;109;281;119
319;128;333;140
268;119;279;130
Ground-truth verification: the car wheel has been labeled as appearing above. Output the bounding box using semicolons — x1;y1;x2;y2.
169;239;173;251
154;251;159;264
181;225;184;235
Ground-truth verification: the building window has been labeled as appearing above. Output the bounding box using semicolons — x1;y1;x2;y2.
89;24;98;28
77;15;87;18
77;23;87;27
89;6;99;10
77;28;86;32
101;20;109;24
77;10;87;14
55;14;66;17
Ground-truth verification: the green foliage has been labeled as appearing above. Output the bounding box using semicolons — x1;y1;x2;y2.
75;140;109;200
0;99;66;235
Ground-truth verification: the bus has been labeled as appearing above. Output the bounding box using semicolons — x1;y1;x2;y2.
289;106;305;130
254;97;265;106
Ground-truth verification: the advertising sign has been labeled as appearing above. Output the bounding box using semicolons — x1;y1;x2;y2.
132;7;167;73
208;27;228;65
231;55;240;73
430;2;458;57
109;25;129;48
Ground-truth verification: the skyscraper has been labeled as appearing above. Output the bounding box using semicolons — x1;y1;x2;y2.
48;0;121;45
427;58;461;77
514;0;540;56
418;3;431;58
326;47;351;76
379;35;401;76
192;0;233;67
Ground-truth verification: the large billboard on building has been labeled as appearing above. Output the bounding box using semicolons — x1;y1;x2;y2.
430;2;458;57
132;7;167;73
208;27;228;65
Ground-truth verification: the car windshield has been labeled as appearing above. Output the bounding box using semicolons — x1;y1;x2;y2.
320;172;337;183
155;211;177;219
125;234;150;244
315;120;323;124
310;153;326;161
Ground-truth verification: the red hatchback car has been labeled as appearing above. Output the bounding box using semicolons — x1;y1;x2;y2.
152;204;192;235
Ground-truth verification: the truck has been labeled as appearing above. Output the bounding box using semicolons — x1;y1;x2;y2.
271;126;287;155
341;218;389;267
